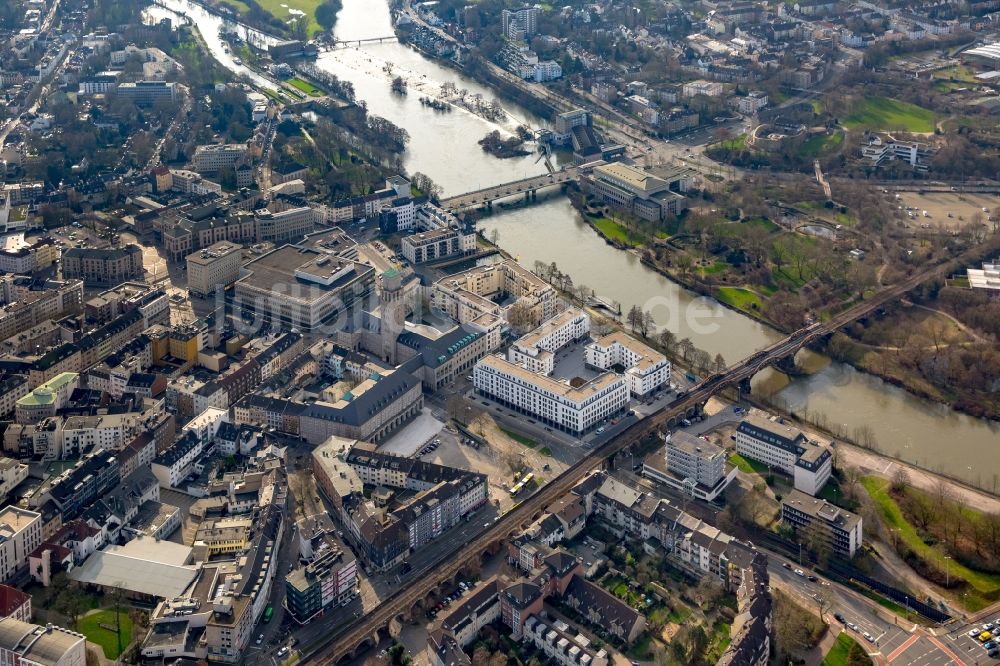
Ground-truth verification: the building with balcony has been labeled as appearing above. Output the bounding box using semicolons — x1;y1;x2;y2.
781;489;863;558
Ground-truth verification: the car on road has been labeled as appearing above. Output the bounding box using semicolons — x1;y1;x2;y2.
794;569;804;577
970;628;981;638
834;613;845;623
848;623;859;632
782;562;791;569
807;575;818;582
985;622;995;631
984;641;996;650
256;634;264;645
979;631;992;642
277;647;289;657
863;632;874;643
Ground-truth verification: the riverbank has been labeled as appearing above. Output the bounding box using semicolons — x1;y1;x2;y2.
570;189;1000;423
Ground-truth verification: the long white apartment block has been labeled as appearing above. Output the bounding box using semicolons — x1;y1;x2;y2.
508;308;590;375
473;355;628;435
585;331;670;396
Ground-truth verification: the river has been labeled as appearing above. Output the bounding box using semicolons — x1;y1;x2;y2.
156;0;1000;485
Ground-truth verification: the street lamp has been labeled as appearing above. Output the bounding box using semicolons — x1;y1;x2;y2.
944;555;952;589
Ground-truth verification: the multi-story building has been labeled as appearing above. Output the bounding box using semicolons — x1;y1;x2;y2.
400;227;476;264
186;241;243;298
860;135;935;171
253;207;315;244
0;237;58;274
31;450;121;521
521;615;609;666
285;520;357;623
431;259;556;330
0;618;86;665
0;458;28;503
473;354;629;435
0;280;83;344
501;6;538;39
781;489;863;558
968;261;1000;291
15;372;79;424
60;245;143;286
580;162;689;222
737;90;769;114
116;80;177;105
192;144;247;173
78;71;119;95
508;308;590;375
682;79;725;97
735;414;832;496
151;431;204;488
0;585;31;622
643;431;738;501
664;431;725;488
585;331;670;396
233;244;375;332
0;507;42;582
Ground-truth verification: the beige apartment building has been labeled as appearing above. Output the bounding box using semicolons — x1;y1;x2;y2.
0;507;42;582
186;242;243;298
61;245;144;286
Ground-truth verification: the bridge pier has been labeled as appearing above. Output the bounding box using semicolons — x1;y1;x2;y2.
738;376;752;396
775;354;798;375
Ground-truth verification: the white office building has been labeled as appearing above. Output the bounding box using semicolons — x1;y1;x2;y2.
473;354;628;435
735;414;832;496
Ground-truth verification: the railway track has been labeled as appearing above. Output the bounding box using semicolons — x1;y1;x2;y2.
305;238;998;664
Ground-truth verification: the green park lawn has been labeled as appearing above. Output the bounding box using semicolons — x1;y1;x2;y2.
286;77;324;97
801;130;844;157
861;477;1000;609
843;97;935;133
743;217;779;233
78;610;133;659
256;0;323;35
717;287;762;312
822;632;871;666
592;217;645;247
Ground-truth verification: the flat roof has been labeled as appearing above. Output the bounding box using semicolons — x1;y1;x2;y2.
69;538;197;598
477;354;623;403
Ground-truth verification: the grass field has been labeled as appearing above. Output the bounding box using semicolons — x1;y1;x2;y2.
861;477;1000;609
79;610;133;659
500;426;537;449
256;0;323;35
717;287;763;312
843;97;935;133
801;130;844;157
728;452;769;475
743;217;779;233
822;632;871;666
286;77;324;97
592;218;645;247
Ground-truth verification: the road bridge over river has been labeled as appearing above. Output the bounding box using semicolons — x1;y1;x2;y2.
303;237;999;665
439;168;579;211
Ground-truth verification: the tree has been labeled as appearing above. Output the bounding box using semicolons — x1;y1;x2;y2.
626;305;643;334
678;338;695;363
712;353;727;373
889;466;909;494
640;310;655;338
657;329;677;355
